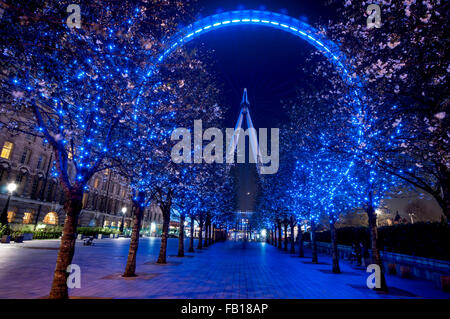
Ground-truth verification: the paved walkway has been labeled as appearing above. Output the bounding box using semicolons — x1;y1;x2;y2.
0;238;448;299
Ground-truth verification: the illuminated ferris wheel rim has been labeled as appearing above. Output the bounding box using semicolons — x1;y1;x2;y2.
150;10;364;199
156;10;358;86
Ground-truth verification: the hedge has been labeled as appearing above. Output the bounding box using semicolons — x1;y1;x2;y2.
2;226;120;240
29;231;62;240
0;223;7;237
9;230;62;240
314;222;450;261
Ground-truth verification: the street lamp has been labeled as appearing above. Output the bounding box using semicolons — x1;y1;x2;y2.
409;213;415;224
1;182;17;226
119;207;127;233
7;182;17;193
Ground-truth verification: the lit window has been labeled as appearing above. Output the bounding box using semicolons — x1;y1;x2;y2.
0;141;14;159
7;211;15;223
43;212;58;225
68;150;73;160
94;178;99;188
104;168;110;175
82;193;88;208
22;212;33;224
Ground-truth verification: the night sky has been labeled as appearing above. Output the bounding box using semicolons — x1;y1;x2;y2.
182;0;338;211
191;0;336;129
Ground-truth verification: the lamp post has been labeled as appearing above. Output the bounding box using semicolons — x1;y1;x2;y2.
409;213;415;224
1;182;17;226
119;206;127;233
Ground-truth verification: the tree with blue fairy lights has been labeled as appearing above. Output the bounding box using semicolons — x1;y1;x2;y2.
324;0;449;220
0;0;195;298
116;49;224;270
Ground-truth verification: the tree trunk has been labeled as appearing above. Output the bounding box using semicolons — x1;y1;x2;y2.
48;187;83;299
290;220;295;254
277;222;282;249
197;218;203;249
444;187;450;222
311;219;318;264
157;207;170;264
330;217;340;273
433;165;449;221
210;224;214;244
188;215;195;252
367;204;388;291
437;197;449;222
298;227;304;257
436;179;449;222
273;226;277;246
283;223;288;251
178;214;185;257
209;224;213;245
204;222;209;247
123;199;145;277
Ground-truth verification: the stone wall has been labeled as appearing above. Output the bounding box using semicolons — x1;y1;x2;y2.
315;241;450;290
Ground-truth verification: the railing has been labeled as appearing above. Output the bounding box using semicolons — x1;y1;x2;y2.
315;241;450;286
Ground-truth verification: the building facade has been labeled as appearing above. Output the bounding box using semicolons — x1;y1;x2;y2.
0;126;163;231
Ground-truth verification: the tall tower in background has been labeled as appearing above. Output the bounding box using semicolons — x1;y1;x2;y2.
227;88;262;173
228;89;261;240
